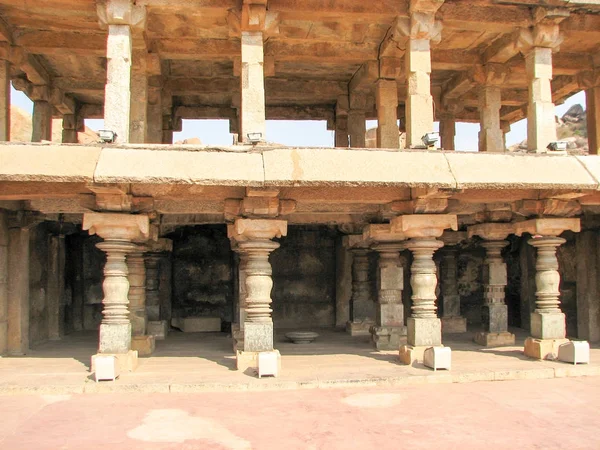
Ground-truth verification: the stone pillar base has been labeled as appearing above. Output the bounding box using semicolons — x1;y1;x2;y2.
236;350;281;374
131;335;155;357
531;312;566;340
244;322;273;352
524;337;570;360
399;345;447;365
91;350;138;374
408;317;442;347
232;324;244;352
147;320;168;340
99;322;132;354
441;316;467;334
370;326;407;350
474;331;515;347
346;320;375;337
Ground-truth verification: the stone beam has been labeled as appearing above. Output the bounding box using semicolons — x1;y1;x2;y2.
14;31;106;56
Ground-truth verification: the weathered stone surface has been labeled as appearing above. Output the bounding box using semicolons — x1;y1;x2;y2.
131;335;155;357
474;331;515;347
524;337;569;360
171;317;221;333
147;320;168;340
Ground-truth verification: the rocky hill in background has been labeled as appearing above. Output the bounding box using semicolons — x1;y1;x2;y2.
10;106;99;144
509;104;588;154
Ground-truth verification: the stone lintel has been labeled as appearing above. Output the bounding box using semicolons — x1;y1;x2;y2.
391;214;458;238
363;223;406;244
440;230;467;247
344;234;371;250
229;218;287;242
468;222;514;241
514;218;580;237
83;212;150;242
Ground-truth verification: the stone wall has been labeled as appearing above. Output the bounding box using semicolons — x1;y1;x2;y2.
29;223;49;346
271;226;337;329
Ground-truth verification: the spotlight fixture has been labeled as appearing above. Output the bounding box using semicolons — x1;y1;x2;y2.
421;132;439;148
546;141;568;152
98;130;117;144
247;132;263;144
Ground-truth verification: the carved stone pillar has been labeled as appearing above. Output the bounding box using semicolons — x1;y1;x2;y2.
364;224;407;350
47;234;66;340
515;218;581;359
469;223;516;346
392;214;457;364
439;231;467;333
143;238;172;341
229;219;287;372
344;235;374;336
83;212;149;372
335;95;350;148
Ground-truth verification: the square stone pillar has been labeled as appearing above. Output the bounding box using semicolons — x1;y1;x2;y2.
83;212;150;373
469;223;515;346
439;116;455;151
576;231;600;343
348;110;366;148
229;219;287;373
525;47;557;152
405;38;434;148
0;211;8;354
344;235;375;336
62;113;83;144
147;84;163;144
47;234;66;340
129;47;148;144
240;31;266;143
0;56;10;141
7;224;31;355
335;115;349;148
478;85;504;152
144;238;172;332
32;100;52;142
391;214;457;364
127;245;148;337
376;79;399;149
515;219;581;359
587;86;599;155
439;232;467;334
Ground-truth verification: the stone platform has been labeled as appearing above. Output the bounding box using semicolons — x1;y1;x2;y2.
0;328;598;394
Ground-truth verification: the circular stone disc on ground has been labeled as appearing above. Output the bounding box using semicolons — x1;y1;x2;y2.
285;331;319;344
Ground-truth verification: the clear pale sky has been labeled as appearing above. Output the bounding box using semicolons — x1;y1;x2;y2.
10;86;586;150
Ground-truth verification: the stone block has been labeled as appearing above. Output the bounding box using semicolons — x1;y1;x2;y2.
244;322;273;352
483;304;508;334
147;320;168;340
484;262;507;285
441;316;467;334
399;345;428;365
557;341;590;365
524;337;569;360
236;350;258;372
346;320;374;337
530;312;566;340
98;322;131;354
93;355;120;382
423;346;452;371
258;350;281;378
371;325;407;351
131;335;155;357
407;317;442;347
171;317;221;333
379;303;404;328
0;321;6;355
474;331;515;347
380;266;403;291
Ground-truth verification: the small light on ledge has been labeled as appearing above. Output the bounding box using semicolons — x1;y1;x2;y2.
546;141;568;152
98;130;117;144
421;132;439;149
247;132;263;145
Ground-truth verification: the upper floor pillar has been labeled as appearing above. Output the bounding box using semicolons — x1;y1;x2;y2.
474;64;507;152
579;69;600;155
0;44;10;142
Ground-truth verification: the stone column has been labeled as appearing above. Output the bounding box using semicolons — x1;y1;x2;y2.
392;215;457;364
576;231;600;343
0;51;10;141
0;211;8;354
147;83;163;144
586;85;599;155
439;115;455;151
98;0;146;145
129;47;148;143
144;238;172;339
348;110;366;148
83;212;149;372
47;234;66;340
376;79;399;149
32;99;52;142
62;114;78;144
230;244;249;352
229;219;287;372
127;245;156;356
335;96;350;148
144;254;160;319
478;85;503;152
345;236;374;336
240;31;266;143
439;231;467;333
515;218;581;359
469;222;516;346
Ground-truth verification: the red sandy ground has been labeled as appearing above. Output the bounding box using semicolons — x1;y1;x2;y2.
0;377;599;450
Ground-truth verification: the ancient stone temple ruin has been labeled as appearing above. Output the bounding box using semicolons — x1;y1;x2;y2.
1;0;600;376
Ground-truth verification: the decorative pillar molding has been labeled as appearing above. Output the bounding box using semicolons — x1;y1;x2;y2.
391;214;457;364
97;0;147;145
364;224;407;350
397;1;443;148
439;231;468;333
0;45;10;142
228;218;287;372
230;245;250;351
515;218;581;359
474;64;507;153
376;79;399;149
83;212;149;372
343;235;374;336
468;223;515;346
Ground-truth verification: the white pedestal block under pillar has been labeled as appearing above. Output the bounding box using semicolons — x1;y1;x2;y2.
423;346;452;371
557;341;590;365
